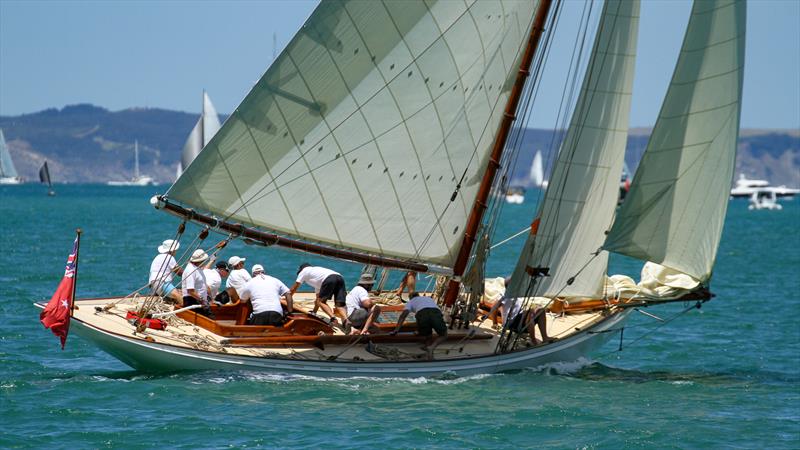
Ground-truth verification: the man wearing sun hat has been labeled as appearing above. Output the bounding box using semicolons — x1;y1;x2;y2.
148;239;184;304
344;272;382;335
182;248;211;316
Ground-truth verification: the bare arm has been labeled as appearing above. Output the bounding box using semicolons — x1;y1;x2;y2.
391;310;410;335
289;281;301;295
284;292;294;313
482;300;503;321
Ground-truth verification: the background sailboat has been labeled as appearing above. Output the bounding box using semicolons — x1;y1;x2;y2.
176;91;221;179
529;149;547;188
0;129;22;184
39;160;55;196
107;140;156;186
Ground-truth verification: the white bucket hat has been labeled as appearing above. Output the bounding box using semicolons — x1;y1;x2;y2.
157;239;180;254
228;256;246;267
190;249;209;263
251;264;264;275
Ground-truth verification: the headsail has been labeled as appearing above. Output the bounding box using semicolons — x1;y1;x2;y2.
507;0;640;299
168;1;540;268
603;0;746;283
0;129;19;178
178;92;222;177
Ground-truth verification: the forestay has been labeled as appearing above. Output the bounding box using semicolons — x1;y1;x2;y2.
168;0;539;268
604;0;746;283
179;92;222;176
507;0;640;299
0;129;18;178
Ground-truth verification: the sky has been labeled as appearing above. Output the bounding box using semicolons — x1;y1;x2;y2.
1;0;798;130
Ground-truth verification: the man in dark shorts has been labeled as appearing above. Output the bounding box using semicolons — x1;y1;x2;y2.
290;263;347;326
390;292;448;359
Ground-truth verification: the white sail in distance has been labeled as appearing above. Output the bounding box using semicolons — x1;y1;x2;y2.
178;92;222;177
529;149;544;187
507;0;640;299
168;0;540;268
0;129;19;178
604;0;746;283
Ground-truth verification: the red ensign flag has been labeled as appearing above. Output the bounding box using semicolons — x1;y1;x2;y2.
40;234;80;349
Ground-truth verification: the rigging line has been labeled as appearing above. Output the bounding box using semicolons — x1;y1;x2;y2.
482;0;562;250
594;301;701;358
540;0;604;269
532;0;594;266
487;0;564;253
540;0;628;280
490;226;531;250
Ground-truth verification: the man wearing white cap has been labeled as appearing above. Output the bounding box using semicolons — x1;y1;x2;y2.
182;249;211;316
239;264;294;326
226;256;251;300
148;239;183;304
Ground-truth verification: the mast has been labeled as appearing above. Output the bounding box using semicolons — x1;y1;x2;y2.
443;0;554;306
134;140;140;179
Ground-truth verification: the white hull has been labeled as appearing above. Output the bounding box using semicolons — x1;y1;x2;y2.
0;176;22;184
63;305;630;378
107;176;156;186
505;193;524;204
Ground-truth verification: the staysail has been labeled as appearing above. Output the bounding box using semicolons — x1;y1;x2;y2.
168;1;540;268
604;0;746;283
506;0;640;299
0;129;19;178
177;92;222;177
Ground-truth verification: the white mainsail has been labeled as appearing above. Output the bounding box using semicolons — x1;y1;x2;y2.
506;0;640;299
529;149;544;187
168;1;540;268
177;92;222;177
604;0;746;283
0;129;19;179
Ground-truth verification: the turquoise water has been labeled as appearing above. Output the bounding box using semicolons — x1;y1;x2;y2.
1;184;798;448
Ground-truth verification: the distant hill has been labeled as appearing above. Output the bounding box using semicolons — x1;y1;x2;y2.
1;104;798;187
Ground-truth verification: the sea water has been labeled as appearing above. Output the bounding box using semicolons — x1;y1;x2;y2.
1;184;797;448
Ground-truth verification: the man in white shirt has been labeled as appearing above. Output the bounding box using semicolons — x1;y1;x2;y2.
391;292;448;359
203;261;230;303
239;264;293;326
290;263;347;326
345;273;381;335
226;256;251;300
182;249;211;317
148;239;183;304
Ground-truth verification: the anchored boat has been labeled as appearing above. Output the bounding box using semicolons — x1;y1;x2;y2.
39;0;746;377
